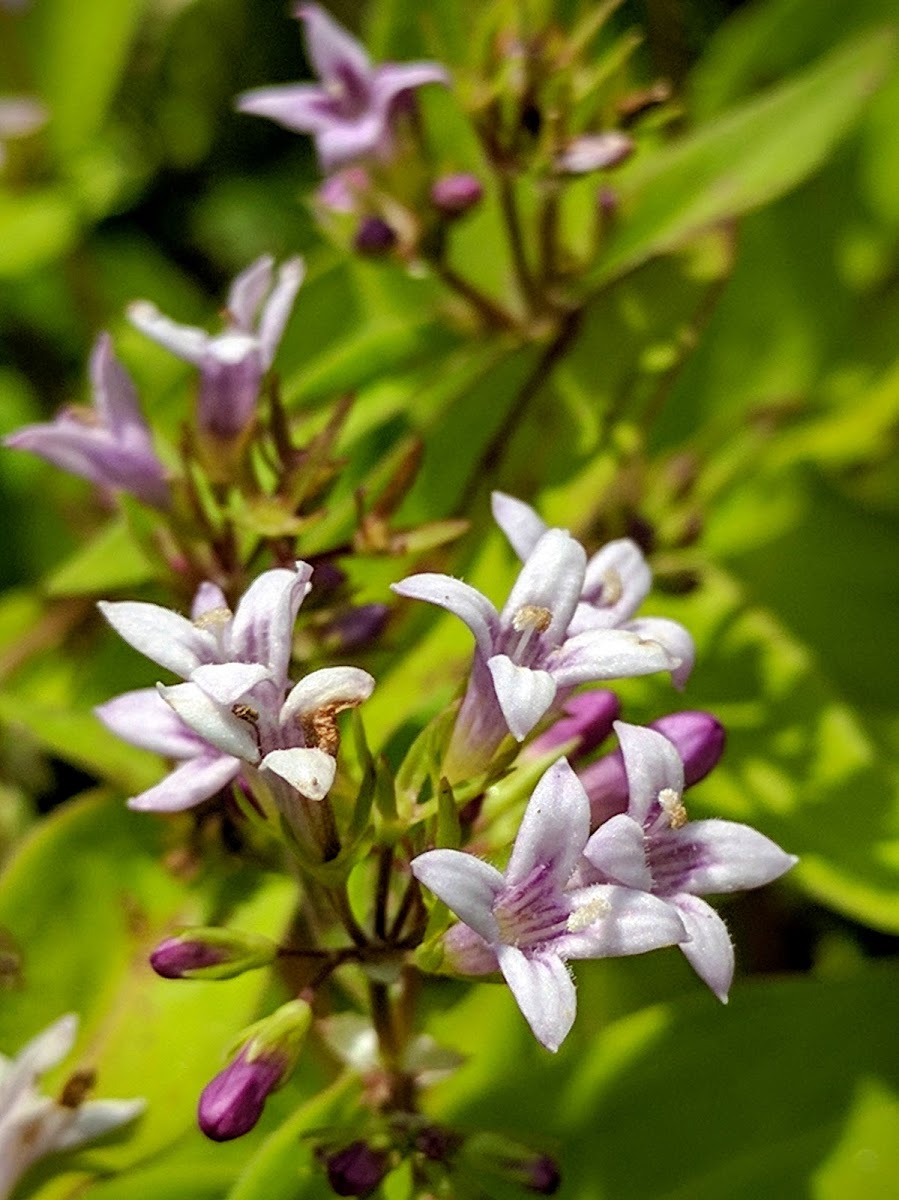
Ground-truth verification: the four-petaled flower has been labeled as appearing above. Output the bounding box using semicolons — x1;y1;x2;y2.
97;563;374;813
579;721;797;1001
412;758;686;1051
491;491;695;686
393;501;687;778
0;1014;144;1200
128;255;304;439
236;5;448;171
4;334;170;509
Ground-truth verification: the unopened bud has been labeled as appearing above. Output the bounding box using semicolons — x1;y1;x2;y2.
414;1124;463;1162
430;173;484;217
526;690;619;762
580;710;725;826
354;216;397;256
317;166;371;214
461;1133;561;1196
328;603;390;652
198;999;312;1141
150;928;277;981
320;1140;390;1196
556;132;634;175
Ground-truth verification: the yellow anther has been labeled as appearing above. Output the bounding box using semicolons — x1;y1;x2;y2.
512;605;552;634
659;786;688;829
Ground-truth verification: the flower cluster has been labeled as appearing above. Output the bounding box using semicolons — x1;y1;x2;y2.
0;5;804;1196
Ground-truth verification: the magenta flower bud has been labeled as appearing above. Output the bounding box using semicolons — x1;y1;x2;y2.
430;173;484;217
526;690;620;762
580;710;726;827
414;1124;463;1162
526;1155;562;1194
321;1141;390;1196
150;927;277;981
198;1048;285;1141
353;216;397;255
328;603;390;651
198;998;312;1141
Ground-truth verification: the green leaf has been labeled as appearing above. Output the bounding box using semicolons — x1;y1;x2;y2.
0;189;79;276
45;519;155;597
24;0;146;158
587;29;895;288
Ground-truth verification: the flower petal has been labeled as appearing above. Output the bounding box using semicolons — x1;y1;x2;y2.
190;662;272;706
391;574;498;657
226;256;274;330
371;61;449;109
578;539;651;626
236;83;340;133
95;688;203;758
260;747;336;801
496;945;576;1053
54;1098;146;1150
315;112;390;170
127;300;210;365
159;682;260;761
98;600;217;677
626;617;695;689
89;334;145;443
551;627;678;687
257;257;305;369
281;666;375;723
559;885;686;959
505;758;589;889
411;849;503;944
502;528;586;643
229;561;313;679
442;923;500;975
672;893;734;1002
487;656;556;741
298;3;373;89
127;754;242;813
491;491;548;561
191;581;230;620
670;820;797;896
582;813;652;890
614;721;685;825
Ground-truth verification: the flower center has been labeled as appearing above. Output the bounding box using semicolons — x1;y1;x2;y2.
566;890;611;932
509;604;553;664
658;786;688;830
492;863;571;950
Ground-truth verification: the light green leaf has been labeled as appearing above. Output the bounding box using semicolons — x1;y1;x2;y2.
45;519;155;598
0;190;79;277
587;29;895;288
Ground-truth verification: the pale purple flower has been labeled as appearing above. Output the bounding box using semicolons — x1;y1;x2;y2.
0;1015;144;1200
580;709;725;827
393;516;684;777
580;721;797;1002
236;5;448;171
128;256;304;438
0;94;47;168
412;759;686;1051
491;491;695;687
430;173;484;217
3;334;170;509
97;563;374;813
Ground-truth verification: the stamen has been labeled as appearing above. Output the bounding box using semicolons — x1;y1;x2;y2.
566;893;610;932
194;606;232;631
232;703;259;724
600;568;623;606
658;786;688;829
512;605;552;634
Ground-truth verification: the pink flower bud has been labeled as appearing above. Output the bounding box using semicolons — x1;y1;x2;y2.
430;173;484;217
526;690;620;762
354;216;397;255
